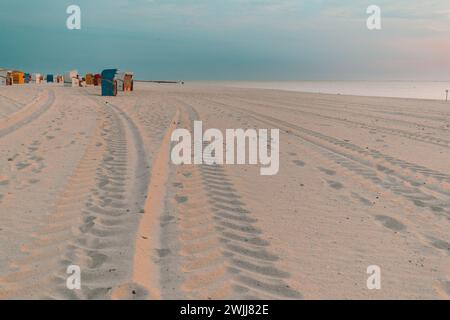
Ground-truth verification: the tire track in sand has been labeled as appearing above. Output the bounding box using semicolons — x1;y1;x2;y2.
0;88;41;119
111;108;180;300
158;103;302;299
224;96;450;149
0;89;55;139
205;100;450;261
209;100;450;216
0;97;150;299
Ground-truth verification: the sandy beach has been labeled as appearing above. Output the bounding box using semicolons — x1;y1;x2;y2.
0;82;449;300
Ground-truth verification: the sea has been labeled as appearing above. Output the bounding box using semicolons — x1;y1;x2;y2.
200;81;450;101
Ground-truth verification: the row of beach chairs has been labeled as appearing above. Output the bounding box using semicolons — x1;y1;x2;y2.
0;68;134;97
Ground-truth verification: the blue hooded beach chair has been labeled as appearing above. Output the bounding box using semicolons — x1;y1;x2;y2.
101;69;118;96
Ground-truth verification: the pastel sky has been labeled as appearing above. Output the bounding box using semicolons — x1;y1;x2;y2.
0;0;449;80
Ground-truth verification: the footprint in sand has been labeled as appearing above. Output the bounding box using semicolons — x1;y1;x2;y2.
156;248;171;258
375;215;406;232
16;162;31;170
29;155;44;162
327;180;344;190
351;192;373;206
430;238;450;253
292;160;306;167
175;195;188;203
319;167;336;176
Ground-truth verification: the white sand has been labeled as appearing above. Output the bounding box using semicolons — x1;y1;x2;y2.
0;82;449;299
